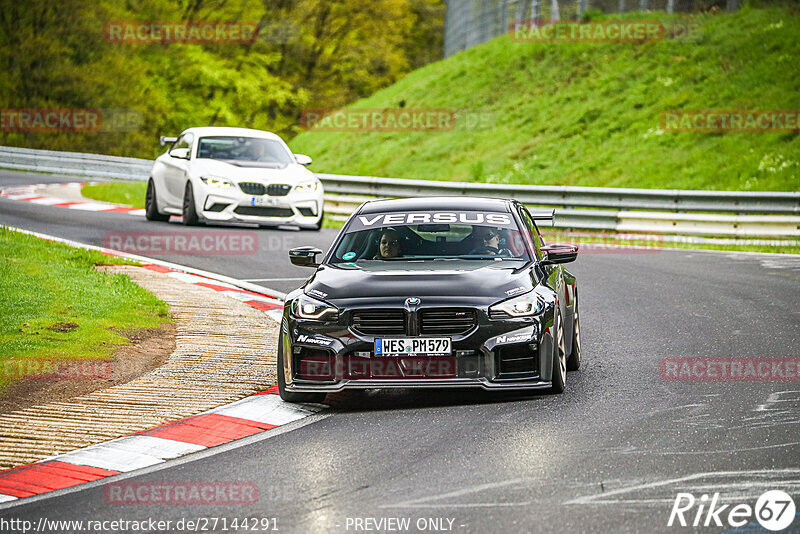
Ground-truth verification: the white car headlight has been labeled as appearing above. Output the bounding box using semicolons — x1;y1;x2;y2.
291;294;338;320
489;292;545;317
200;176;234;189
294;180;320;193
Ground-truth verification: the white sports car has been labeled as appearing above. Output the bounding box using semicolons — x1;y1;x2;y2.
146;127;324;230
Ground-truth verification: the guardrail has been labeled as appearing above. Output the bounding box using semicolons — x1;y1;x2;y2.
1;145;798;237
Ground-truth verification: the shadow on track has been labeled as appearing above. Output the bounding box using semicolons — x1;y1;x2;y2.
324;387;553;414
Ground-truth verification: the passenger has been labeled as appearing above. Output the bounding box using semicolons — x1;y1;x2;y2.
374;229;402;259
246;141;266;161
469;227;510;256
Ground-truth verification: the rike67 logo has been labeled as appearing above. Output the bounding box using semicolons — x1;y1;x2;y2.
668;490;796;531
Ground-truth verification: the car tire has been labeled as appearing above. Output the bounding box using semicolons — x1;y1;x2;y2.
277;331;328;404
567;294;581;371
145;179;170;222
182;181;200;226
549;307;566;394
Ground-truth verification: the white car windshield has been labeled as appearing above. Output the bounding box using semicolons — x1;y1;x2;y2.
196;136;294;166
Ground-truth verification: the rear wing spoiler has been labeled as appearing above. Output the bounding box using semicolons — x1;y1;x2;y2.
160;136;178;146
529;208;555;225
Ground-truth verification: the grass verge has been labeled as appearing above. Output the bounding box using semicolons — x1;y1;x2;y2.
0;227;171;391
82;182;146;208
290;7;800;191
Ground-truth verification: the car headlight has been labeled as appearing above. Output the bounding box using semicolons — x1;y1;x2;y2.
200;176;234;189
489;292;545;317
291;294;338;320
294;180;320;193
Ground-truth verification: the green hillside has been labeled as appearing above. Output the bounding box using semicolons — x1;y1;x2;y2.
291;7;800;191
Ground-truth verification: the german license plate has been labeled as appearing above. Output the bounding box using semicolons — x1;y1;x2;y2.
251;196;278;207
374;337;451;357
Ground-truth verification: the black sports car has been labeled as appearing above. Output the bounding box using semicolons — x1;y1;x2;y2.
278;197;580;402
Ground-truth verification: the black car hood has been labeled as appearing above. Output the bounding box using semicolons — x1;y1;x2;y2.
305;260;535;306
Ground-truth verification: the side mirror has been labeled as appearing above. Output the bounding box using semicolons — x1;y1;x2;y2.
160;136;178;147
540;243;578;265
169;147;190;160
290;246;323;267
294;154;312;166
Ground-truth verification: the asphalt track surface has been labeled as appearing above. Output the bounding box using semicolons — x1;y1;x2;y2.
1;169;799;533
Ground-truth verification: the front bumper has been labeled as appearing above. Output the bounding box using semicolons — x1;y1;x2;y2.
197;182;323;227
282;305;557;392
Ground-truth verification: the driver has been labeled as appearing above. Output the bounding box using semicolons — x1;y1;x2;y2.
469;227;510;256
374;229;402;259
246;141;266;161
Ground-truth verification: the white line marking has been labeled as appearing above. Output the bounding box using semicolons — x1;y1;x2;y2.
165;271;226;284
566;469;800;505
387;502;532;508
93;435;205;460
637;441;800;455
241;277;309;282
381;478;528;509
0;494;18;503
210;394;324;426
53;445;165;473
65;202;117;211
26;197;66;205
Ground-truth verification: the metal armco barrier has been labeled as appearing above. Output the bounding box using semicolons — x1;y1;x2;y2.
317;174;800;215
1;145;798;237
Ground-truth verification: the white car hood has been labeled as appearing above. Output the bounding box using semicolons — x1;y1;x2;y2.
190;159;313;184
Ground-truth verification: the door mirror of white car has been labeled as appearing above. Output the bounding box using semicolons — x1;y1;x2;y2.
289;246;323;267
169;147;190;160
160;136;178;146
294;154;312;166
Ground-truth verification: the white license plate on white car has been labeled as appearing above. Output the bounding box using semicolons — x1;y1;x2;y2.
374;338;451;357
251;196;278;207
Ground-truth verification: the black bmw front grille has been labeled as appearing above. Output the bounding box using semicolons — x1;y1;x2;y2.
267;184;291;196
238;183;291;196
420;309;476;335
351;310;405;335
351;308;476;336
239;182;266;195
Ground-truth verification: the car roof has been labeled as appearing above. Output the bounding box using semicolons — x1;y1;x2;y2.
358;196;513;214
180;127;285;142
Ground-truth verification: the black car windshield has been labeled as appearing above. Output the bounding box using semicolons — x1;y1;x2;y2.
196;136;294;166
330;210;532;264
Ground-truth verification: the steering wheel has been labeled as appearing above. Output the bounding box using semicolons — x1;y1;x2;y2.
468;245;511;256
